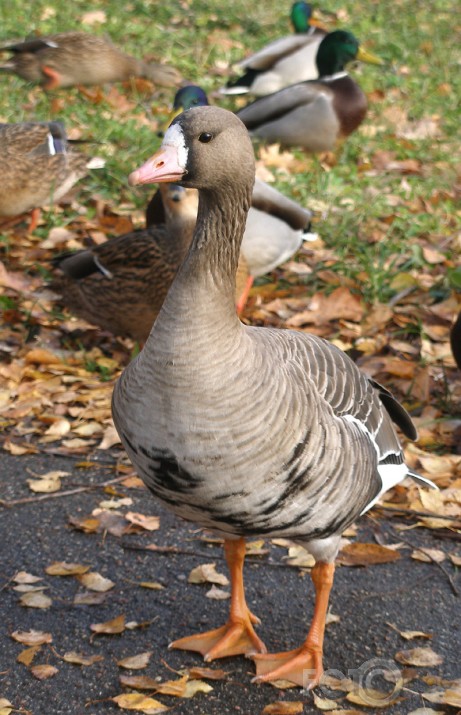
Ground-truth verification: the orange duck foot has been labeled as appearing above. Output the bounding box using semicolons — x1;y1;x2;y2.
252;645;323;689
169;615;266;661
42;66;62;90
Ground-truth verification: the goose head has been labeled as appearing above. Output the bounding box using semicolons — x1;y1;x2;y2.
316;30;383;77
129;106;255;196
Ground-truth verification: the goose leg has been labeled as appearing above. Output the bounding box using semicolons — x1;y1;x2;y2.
170;537;266;660
252;561;335;688
42;66;62;90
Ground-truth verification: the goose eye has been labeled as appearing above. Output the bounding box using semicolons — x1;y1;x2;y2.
198;132;213;143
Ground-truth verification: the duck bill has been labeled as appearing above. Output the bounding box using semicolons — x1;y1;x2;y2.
357;46;384;65
309;17;329;31
128;145;186;186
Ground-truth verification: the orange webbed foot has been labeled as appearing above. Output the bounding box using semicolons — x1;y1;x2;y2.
252;645;323;688
42;66;62;90
170;610;266;661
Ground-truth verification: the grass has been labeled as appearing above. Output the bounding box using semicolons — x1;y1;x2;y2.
0;0;459;318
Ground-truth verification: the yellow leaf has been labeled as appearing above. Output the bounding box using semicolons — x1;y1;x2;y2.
91;614;125;635
139;581;165;590
31;664;59;680
183;679;213;698
411;548;445;563
154;675;188;696
284;545;315;568
262;703;304;714
46;562;90;576
0;699;13;715
112;693;169;712
312;692;340;710
188;563;229;586
77;572;115;592
117;652;152;670
17;645;41;665
27;475;62;493
395;647;443;667
11;629;52;646
20;591;52;609
346;688;397;708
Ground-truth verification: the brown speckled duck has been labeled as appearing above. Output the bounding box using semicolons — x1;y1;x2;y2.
113;106;435;688
0;120;103;230
52;184;250;341
237;30;382;151
0;32;181;89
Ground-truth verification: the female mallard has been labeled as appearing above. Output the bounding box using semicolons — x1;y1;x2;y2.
52;184;250;340
0;120;103;230
0;32;181;89
237;30;383;151
222;1;328;96
114;106;434;688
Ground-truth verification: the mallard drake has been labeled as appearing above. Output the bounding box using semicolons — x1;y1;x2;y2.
0;32;181;89
114;106;435;688
0;120;103;230
237;29;383;151
52;184;250;340
221;1;328;96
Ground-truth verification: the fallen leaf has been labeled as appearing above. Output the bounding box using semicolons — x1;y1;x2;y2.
11;630;52;646
19;591;52;609
119;674;160;690
411;548;446;563
17;645;41;665
125;512;160;531
78;571;115;592
346;688;398;708
0;700;13;715
338;543;401;566
183;680;213;698
112;693;169;712
449;553;461;566
388;624;432;640
395;647;443;667
187;666;228;680
31;664;58;680
63;651;104;666
206;585;230;599
90;614;125;635
262;702;304;714
139;581;165;590
188;563;229;586
117;652;152;670
312;692;341;710
13;571;42;584
74;591;108;605
154;675;188;697
27;473;62;493
284;545;315;568
46;562;90;576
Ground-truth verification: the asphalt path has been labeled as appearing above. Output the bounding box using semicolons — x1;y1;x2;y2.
0;450;460;715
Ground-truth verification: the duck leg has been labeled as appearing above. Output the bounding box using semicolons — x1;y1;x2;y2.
236;275;254;315
170;537;266;660
252;561;335;688
42;66;62;90
28;207;41;233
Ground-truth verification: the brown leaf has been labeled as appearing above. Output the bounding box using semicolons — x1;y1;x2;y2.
188;563;229;586
338;543;401;566
139;581;165;590
206;585;230;600
17;645;41;666
77;572;115;592
286;287;364;327
74;591;108;605
119;674;160;690
262;703;304;714
46;561;90;576
13;571;42;584
31;664;58;680
187;666;228;681
11;629;52;646
284;545;315;569
411;547;446;563
112;693;169;712
312;693;340;710
90;614;125;635
63;651;104;666
154;675;188;697
346;688;398;708
395;647;443;667
117;652;152;670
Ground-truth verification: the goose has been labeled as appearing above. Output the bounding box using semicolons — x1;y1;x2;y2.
52;184;250;340
237;30;383;151
0;120;103;231
113;106;434;688
221;1;328;96
0;32;181;90
161;84;316;307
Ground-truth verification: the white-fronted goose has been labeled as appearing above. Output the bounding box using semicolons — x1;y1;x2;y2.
221;1;328;96
0;32;181;89
237;30;383;151
113;106;434;688
0;120;103;230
